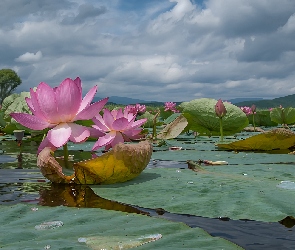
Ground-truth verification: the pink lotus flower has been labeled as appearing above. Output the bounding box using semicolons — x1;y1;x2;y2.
164;102;179;113
215;99;227;118
125;103;146;115
91;107;147;151
11;77;108;153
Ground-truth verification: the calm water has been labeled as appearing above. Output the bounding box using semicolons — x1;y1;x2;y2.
0;138;295;249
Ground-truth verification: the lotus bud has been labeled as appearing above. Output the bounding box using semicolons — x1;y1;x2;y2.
251;104;256;113
215;99;227;118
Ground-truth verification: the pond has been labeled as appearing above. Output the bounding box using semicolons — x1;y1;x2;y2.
1;130;295;249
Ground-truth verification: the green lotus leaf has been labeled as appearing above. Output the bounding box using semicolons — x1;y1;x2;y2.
217;128;295;150
270;107;295;125
180;98;249;136
157;114;188;140
248;110;278;127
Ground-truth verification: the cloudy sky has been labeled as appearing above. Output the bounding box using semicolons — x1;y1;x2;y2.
1;0;295;102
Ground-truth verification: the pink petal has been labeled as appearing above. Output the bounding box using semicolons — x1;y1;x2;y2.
115;108;124;119
112;117;129;131
92;115;109;132
55;78;81;122
74;77;82;94
68;123;90;143
25;97;35;113
102;109;115;129
74;97;108;121
127;118;147;130
92;131;116;151
29;88;48;121
123;128;142;137
88;127;105;138
37;136;57;154
35;82;59;123
110;132;124;147
10;113;51;130
77;85;98;113
47;123;71;148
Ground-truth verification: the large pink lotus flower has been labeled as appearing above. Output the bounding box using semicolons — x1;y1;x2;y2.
164;102;179;113
91;107;147;151
10;77;108;153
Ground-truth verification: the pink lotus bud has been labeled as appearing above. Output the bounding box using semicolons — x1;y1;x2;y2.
251;104;256;113
215;99;227;118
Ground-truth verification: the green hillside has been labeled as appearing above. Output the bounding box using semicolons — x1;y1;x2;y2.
235;94;295;109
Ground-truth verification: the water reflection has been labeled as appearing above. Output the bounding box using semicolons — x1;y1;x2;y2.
38;183;149;215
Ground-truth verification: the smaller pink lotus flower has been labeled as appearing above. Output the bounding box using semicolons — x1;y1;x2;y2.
164;102;179;113
125;104;146;115
240;106;252;116
91;107;147;151
215;99;227;118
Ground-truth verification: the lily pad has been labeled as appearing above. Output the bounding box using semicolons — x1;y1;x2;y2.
37;141;153;184
180;98;249;136
217;128;295;151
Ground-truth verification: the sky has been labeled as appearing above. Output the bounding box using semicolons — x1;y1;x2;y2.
1;0;295;102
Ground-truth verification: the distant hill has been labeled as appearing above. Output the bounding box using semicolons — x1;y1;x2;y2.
92;94;295;109
235;94;295;109
227;97;264;104
93;96;164;106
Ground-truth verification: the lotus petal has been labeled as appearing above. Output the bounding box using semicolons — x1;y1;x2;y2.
47;123;71;148
10;113;51;130
55;78;81;122
78;85;97;113
68;123;90;143
75;97;109;121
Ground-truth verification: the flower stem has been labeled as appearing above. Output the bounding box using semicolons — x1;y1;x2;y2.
219;117;224;142
152;111;160;140
252;114;256;132
63;143;69;168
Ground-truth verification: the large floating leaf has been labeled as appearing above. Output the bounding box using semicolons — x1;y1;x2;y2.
37;141;153;184
270;107;295;125
217;128;295;151
180;98;249;136
0;204;242;250
157;114;188;140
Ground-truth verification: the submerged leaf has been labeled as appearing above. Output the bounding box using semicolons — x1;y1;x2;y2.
157;114;188;139
180;98;249;136
74;141;153;184
80;234;162;250
217;128;295;151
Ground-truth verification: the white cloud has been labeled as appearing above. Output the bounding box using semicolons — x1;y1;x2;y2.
15;51;42;63
0;0;295;102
